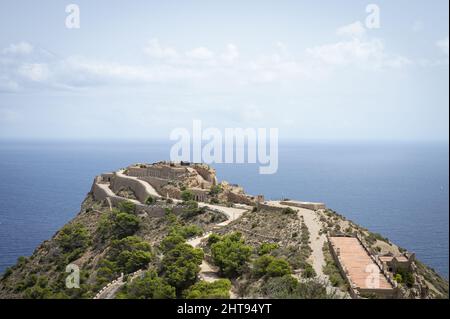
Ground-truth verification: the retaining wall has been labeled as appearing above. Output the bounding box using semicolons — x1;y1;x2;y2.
257;203;284;213
280;200;326;210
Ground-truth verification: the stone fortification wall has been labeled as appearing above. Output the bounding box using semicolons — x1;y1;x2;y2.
91;177;183;217
257;203;283;213
192;165;217;185
138;176;169;194
226;191;254;205
128;166;187;180
110;174;151;203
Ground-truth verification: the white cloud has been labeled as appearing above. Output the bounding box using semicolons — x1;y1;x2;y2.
0;31;415;92
18;63;50;82
143;38;179;59
220;44;239;63
307;25;411;69
437;37;449;56
2;42;34;55
336;21;366;38
185;47;215;60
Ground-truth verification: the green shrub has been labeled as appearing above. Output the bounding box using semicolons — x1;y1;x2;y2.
112;212;140;239
261;275;299;298
207;233;221;246
211;232;252;278
161;243;204;293
117;270;175;299
97;208;141;240
167;224;203;241
396;268;415;287
302;263;316;279
145;196;155;205
253;255;275;278
394;273;403;283
177;225;203;239
160;233;186;253
181;190;194;202
281;207;296;215
184;200;198;210
181;200;206;218
258;243;279;256
328;273;344;287
1;267;13;280
209;185;222;195
17;256;27;266
100;236;152;277
265;258;291;278
24;285;53;299
96;262;117;287
117;250;153;273
322;244;346;288
183;279;231;299
56;223;91;261
118;201;136;214
261;276;335;299
253;255;291;278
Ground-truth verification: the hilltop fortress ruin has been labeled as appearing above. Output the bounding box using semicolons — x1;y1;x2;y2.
92;161;326;214
92;161;265;214
87;161;431;299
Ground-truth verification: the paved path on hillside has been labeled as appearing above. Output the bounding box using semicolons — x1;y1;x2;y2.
187;232;220;283
187;232;237;298
265;201;349;298
94;271;143;299
266;201;326;278
96;279;123;299
200;204;246;225
94;274;124;299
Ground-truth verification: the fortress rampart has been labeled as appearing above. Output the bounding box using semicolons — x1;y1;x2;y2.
191;164;217;185
91;174;177;217
127;165;187;180
110;174;152;203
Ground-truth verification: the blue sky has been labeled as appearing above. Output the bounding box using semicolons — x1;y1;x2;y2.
0;0;448;141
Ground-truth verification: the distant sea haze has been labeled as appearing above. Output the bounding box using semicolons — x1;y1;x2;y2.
0;140;448;278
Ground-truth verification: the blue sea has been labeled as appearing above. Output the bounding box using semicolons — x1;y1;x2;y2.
0;140;448;278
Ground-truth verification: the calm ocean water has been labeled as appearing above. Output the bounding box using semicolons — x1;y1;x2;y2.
0;140;448;278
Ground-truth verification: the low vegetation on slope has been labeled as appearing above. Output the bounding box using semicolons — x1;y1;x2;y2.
0;195;447;299
0;196;226;299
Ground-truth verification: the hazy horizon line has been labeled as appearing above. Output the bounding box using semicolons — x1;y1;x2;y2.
0;137;448;144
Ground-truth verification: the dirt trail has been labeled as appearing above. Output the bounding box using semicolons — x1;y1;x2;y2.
266;201;326;278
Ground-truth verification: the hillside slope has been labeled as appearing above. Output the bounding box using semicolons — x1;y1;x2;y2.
0;163;448;299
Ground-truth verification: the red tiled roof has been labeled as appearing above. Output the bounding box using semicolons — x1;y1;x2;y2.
329;237;393;290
